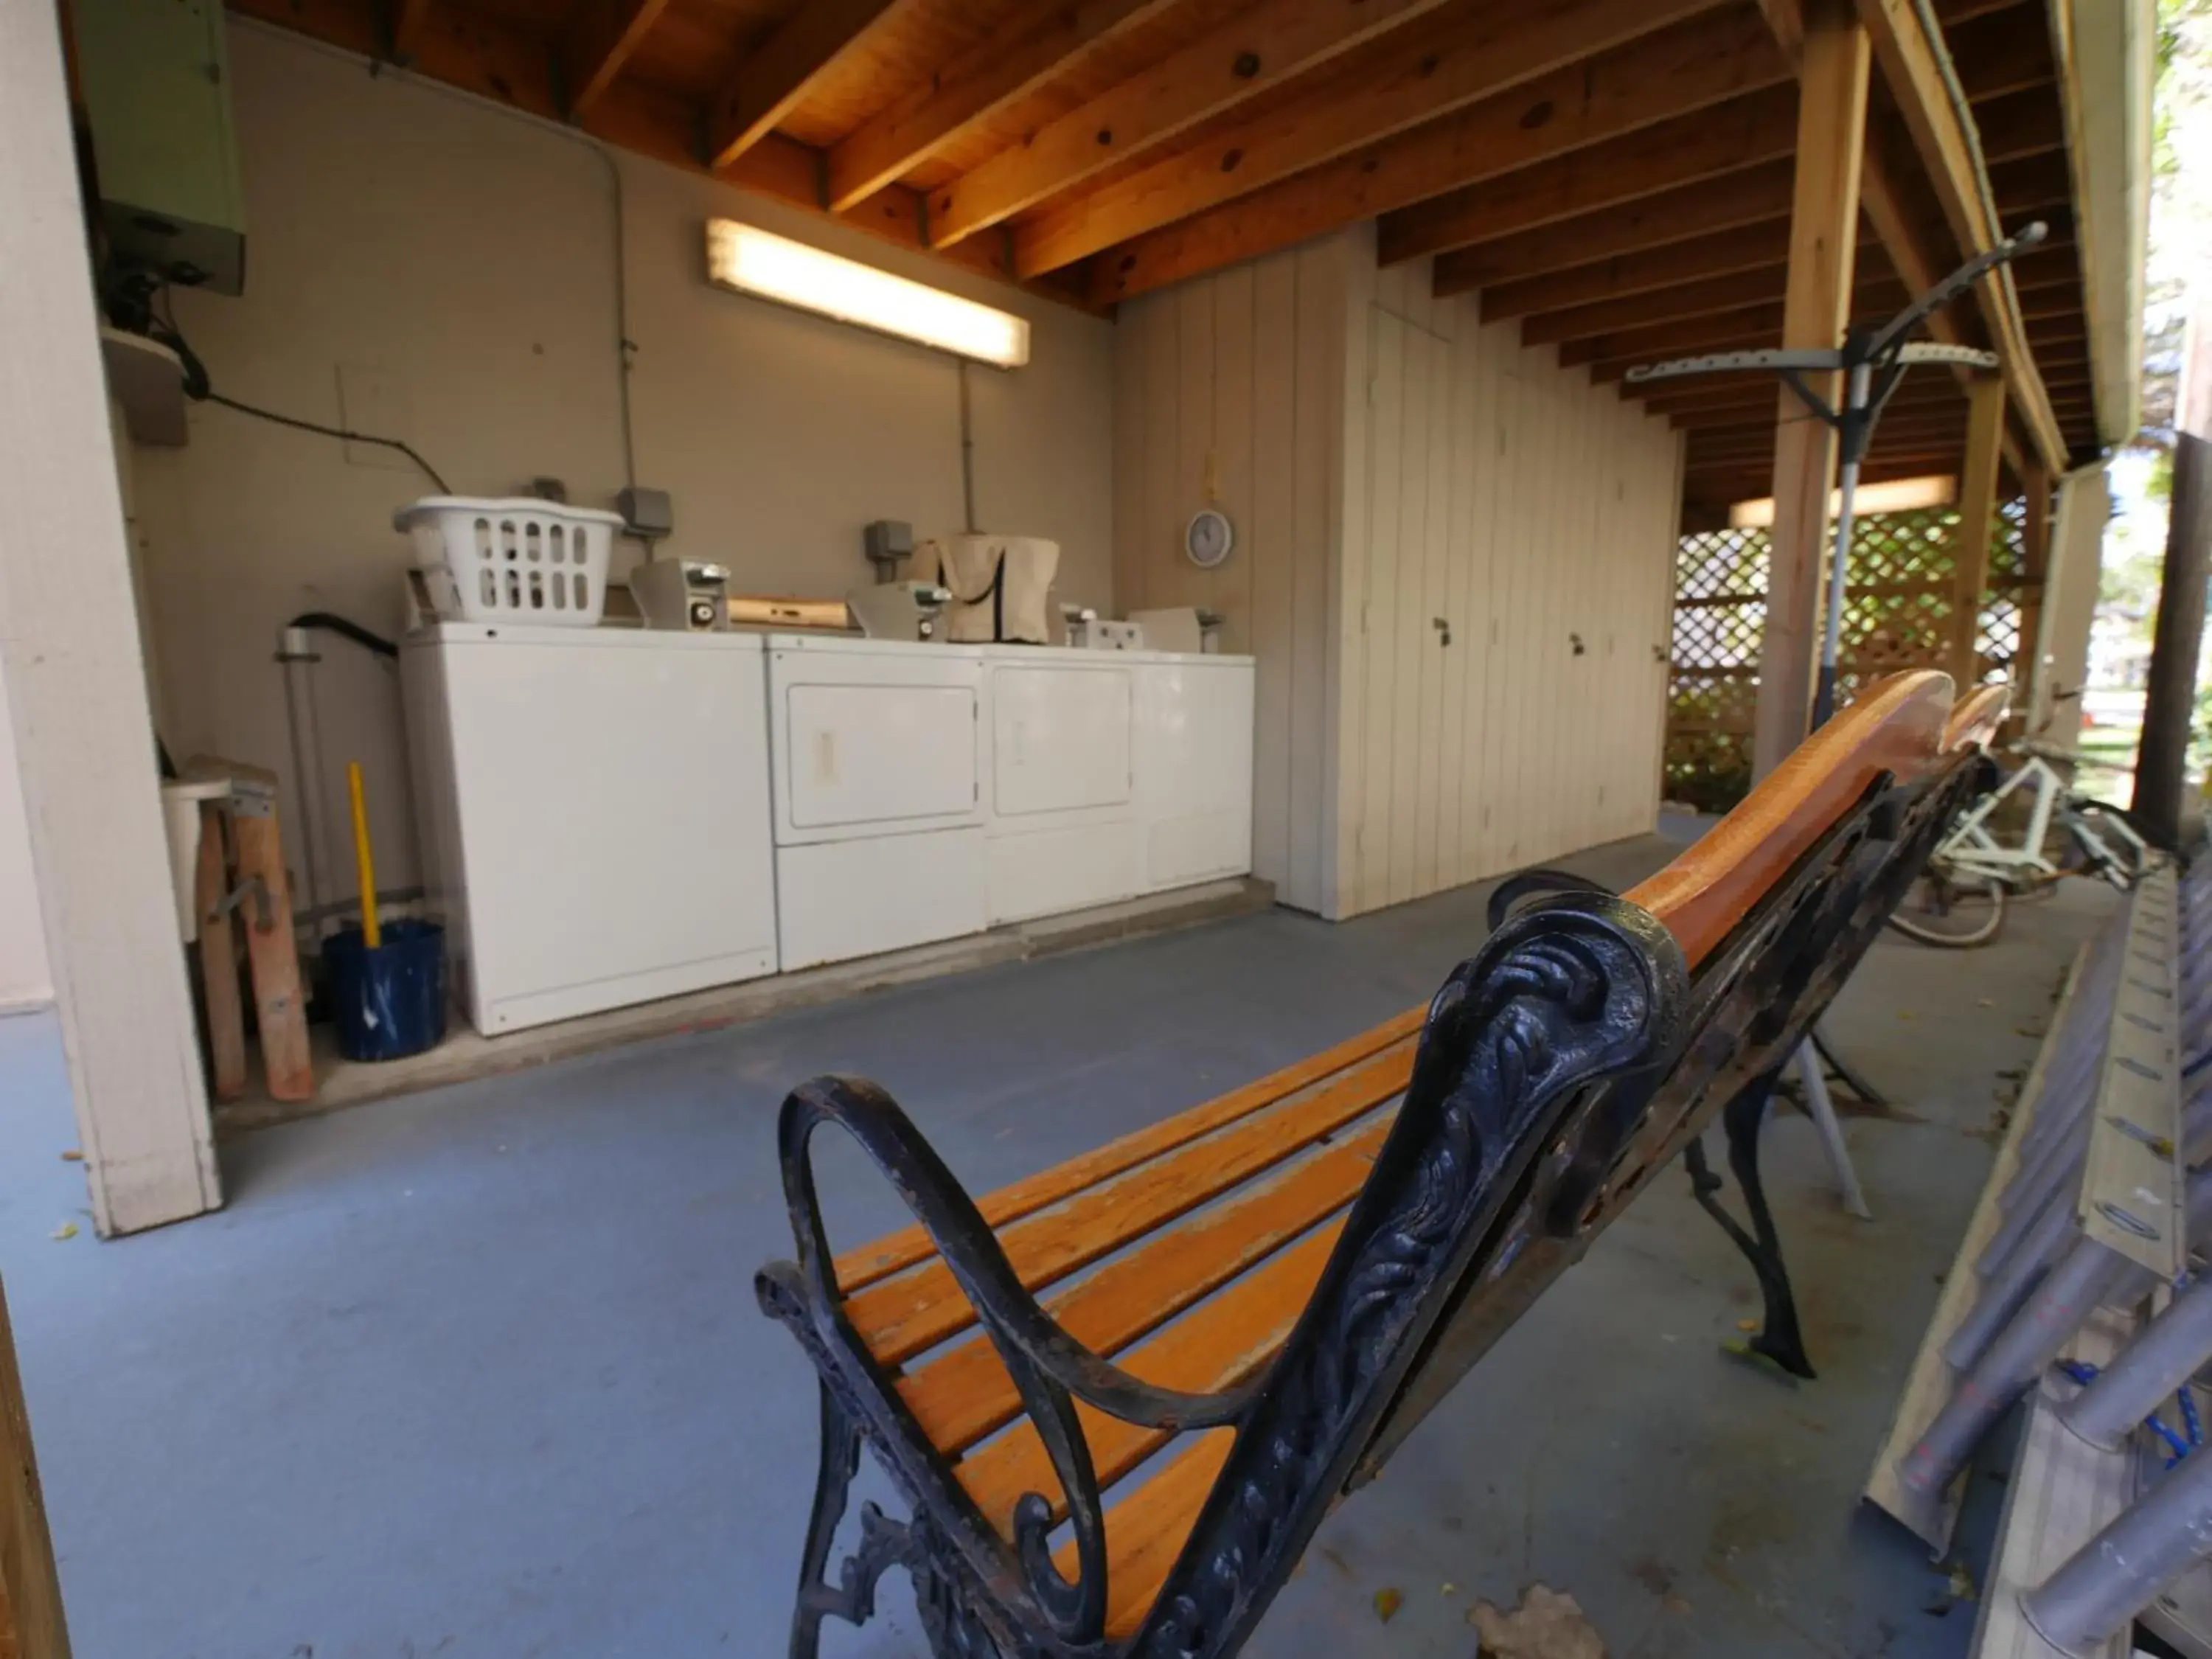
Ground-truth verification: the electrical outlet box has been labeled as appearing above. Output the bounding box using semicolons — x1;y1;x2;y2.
864;520;914;568
618;487;674;539
71;0;246;294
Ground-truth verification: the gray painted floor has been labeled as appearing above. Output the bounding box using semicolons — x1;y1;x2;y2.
0;833;2110;1659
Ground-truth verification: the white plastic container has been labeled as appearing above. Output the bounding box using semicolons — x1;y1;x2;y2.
394;497;621;627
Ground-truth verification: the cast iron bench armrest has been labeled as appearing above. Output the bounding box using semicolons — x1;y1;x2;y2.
757;1071;1262;1650
761;1073;1256;1435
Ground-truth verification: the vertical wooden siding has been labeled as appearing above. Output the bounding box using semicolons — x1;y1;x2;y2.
1113;236;1354;914
1113;229;1682;921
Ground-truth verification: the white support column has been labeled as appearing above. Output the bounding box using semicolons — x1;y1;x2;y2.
0;0;219;1233
2031;462;2115;746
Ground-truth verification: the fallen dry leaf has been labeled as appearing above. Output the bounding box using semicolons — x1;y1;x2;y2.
1467;1585;1605;1659
1374;1587;1403;1624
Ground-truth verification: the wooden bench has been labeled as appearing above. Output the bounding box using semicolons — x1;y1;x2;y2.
756;669;2002;1659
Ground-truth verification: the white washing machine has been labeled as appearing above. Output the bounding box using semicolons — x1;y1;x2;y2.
403;622;779;1034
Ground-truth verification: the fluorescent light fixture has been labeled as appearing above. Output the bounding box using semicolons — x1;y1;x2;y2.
1727;473;1958;529
705;219;1030;368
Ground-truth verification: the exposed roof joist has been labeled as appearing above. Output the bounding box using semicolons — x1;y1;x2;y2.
710;0;914;172
564;0;675;118
1071;0;1764;299
824;0;1180;212
927;0;1466;250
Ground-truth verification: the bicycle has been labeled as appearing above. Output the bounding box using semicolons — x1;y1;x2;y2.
1887;739;2156;948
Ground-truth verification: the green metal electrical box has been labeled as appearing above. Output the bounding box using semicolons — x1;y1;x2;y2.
70;0;246;295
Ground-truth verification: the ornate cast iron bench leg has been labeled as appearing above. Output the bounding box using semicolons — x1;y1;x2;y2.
1686;1067;1817;1379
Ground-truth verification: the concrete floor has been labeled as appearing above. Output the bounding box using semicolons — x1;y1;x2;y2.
0;831;2110;1659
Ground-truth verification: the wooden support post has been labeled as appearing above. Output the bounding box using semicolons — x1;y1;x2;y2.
0;1275;73;1659
1946;376;2010;693
2014;461;2052;714
2134;294;2212;846
0;0;219;1233
1752;0;1871;778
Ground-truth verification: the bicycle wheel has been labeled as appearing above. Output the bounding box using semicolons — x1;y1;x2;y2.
1888;869;2008;947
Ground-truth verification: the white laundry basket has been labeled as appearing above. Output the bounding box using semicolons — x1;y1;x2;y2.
395;497;622;626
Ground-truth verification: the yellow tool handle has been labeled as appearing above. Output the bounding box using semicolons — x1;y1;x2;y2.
347;760;380;950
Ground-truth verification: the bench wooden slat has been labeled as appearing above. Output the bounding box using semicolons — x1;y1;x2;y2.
1624;669;1952;968
1052;1431;1239;1641
845;1043;1413;1366
953;1222;1341;1537
899;1120;1394;1455
832;1008;1429;1293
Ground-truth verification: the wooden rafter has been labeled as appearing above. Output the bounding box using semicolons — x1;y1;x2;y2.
1527;242;2076;346
1527;266;1792;344
1085;18;1792;303
929;0;1466;250
1433;159;1797;297
1852;0;2067;471
1946;7;2056;102
825;0;1178;212
1379;77;1799;268
1564;302;1786;367
563;0;674;118
710;0;911;173
1481;216;1794;319
1012;0;1725;278
392;0;434;60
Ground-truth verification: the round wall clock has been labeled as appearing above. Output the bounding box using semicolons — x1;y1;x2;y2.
1185;507;1235;569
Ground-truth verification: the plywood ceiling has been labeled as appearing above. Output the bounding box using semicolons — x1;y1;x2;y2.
221;0;2101;504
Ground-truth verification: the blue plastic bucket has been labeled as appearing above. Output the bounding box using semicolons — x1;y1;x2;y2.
324;919;447;1062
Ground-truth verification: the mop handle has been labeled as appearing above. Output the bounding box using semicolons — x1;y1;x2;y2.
347;760;380;950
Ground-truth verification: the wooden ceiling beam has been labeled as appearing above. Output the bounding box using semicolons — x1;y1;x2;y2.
1688;406;1990;445
563;0;675;118
1527;266;1791;344
1946;7;2056;102
710;0;913;172
391;0;436;61
1587;326;1780;380
1478;216;1792;319
1933;0;2036;26
1971;83;2067;167
1853;0;2067;473
825;0;1177;212
1528;239;2079;346
1437;158;1798;296
1070;1;1773;298
1658;368;1983;414
1561;302;1785;368
1688;392;2096;434
1375;73;1799;268
1989;150;2073;218
931;0;1475;251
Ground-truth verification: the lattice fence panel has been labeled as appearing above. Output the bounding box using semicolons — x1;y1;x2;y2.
1665;501;2035;812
